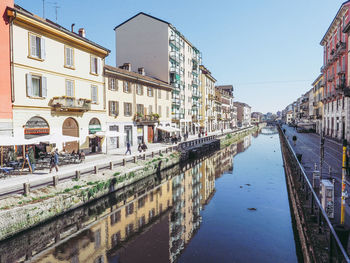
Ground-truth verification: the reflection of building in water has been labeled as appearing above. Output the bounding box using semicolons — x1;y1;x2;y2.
170;163;202;262
32;177;174;263
214;143;237;178
237;134;252;154
12;156;219;263
200;158;216;205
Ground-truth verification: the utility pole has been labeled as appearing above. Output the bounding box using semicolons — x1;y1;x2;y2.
341;139;347;225
320;122;324;182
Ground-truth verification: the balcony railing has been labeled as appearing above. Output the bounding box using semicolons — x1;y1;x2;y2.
327;74;334;82
337;66;346;75
50;96;91;112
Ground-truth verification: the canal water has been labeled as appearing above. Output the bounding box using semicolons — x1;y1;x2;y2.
0;128;298;263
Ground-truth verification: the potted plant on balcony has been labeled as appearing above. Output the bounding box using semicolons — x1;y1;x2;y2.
152;113;160;121
133;113;143;122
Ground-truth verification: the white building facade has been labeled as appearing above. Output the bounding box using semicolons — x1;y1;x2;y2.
115;12;202;135
8;5;110;153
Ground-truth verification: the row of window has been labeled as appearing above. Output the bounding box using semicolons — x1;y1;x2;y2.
28;32;101;75
109;101;170;117
325;97;345;112
109;78;170;99
26;74;99;103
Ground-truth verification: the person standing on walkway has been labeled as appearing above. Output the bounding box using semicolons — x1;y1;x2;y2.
49;150;59;173
292;135;297;146
28;146;36;173
125;142;131;155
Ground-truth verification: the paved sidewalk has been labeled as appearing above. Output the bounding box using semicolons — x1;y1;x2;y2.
282;124;350;226
0;126;252;196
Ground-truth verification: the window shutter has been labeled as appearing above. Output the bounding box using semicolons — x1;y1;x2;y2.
97;58;101;75
90;56;94;73
124;102;126;116
109;101;112;116
108;78;111;90
30;35;36;57
42;76;47;98
40;37;45;59
70;48;73;66
26;73;33;97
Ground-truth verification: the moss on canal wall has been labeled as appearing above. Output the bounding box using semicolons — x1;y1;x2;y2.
0;152;181;241
0;125;264;241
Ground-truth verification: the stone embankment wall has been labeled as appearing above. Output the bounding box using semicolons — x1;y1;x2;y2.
0;125;260;241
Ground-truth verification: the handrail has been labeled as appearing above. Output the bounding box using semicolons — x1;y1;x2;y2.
279;124;350;262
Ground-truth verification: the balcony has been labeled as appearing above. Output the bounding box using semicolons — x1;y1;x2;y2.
49;96;91;112
313;101;318;107
336;41;346;55
192;90;200;98
327;74;334;82
169;51;180;63
337;66;346;76
133;114;159;125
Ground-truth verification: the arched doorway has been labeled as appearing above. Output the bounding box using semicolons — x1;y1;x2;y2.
89;118;102;153
62;117;79;137
62;118;79;153
24;116;50;139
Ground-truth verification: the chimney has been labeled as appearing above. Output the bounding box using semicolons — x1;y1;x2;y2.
138;67;145;76
78;28;86;37
120;63;131;71
71;23;75;32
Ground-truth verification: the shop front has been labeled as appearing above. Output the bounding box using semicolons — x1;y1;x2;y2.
147;125;154;143
62;117;79;153
124;125;133;146
137;125;144;144
88;118;102;153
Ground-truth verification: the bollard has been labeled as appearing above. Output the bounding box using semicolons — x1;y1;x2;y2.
109;162;113;170
53;175;58;187
152;152;154;157
23;183;30;195
159;150;162;155
143;154;146;160
166;148;168;153
94;166;98;174
75;170;81;180
123;158;126;166
133;156;136;163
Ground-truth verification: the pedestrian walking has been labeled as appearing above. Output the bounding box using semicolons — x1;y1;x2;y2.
292;135;297;146
49;149;59;173
141;142;148;152
28;146;36;173
125;142;131;155
138;143;142;153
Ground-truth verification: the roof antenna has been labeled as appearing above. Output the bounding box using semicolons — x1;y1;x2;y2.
53;2;60;23
42;0;45;18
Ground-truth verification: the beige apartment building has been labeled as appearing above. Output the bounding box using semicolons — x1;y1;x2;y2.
114;12;202;135
199;65;216;132
7;5;110;153
104;64;172;148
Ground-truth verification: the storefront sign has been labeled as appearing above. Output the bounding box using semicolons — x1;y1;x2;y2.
24;128;50;135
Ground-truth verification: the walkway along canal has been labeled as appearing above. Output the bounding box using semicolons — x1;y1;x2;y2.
0;127;299;263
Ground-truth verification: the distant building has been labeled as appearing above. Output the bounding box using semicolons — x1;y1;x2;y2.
234;102;251;127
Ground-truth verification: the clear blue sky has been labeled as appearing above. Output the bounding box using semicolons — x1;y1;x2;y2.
15;0;347;113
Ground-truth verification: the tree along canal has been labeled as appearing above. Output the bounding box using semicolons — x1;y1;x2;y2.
0;128;298;263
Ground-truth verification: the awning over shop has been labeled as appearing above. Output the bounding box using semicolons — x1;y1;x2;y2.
95;131;124;137
0;136;40;146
